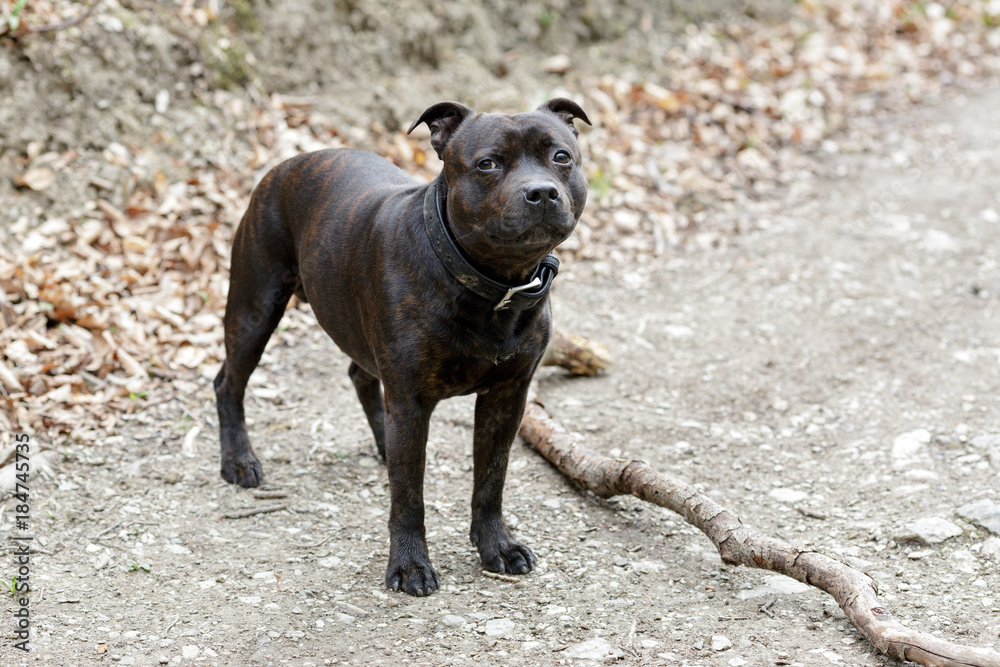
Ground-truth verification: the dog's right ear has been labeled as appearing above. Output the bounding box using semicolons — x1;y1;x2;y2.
407;102;473;160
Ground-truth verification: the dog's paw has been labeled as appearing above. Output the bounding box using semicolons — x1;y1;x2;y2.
221;453;264;488
479;537;536;575
385;558;440;597
471;521;536;575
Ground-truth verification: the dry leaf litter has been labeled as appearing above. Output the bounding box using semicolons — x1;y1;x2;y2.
1;0;999;451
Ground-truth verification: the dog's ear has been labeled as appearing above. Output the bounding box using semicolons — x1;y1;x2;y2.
407;102;473;159
537;98;592;137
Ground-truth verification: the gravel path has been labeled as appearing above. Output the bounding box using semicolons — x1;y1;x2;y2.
12;89;1000;667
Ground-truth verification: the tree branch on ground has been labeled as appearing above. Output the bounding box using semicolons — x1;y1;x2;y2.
541;328;612;376
519;397;1000;667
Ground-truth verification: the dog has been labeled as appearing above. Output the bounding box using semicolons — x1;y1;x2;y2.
214;98;590;596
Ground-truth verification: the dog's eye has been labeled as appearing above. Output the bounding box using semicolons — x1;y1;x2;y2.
553;150;572;165
477;158;498;171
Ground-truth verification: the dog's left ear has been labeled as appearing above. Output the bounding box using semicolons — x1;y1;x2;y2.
537;98;592;137
407;102;473;159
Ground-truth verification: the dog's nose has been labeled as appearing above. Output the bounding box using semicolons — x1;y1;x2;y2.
523;183;560;206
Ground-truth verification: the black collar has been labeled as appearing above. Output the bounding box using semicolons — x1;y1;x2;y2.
422;178;559;311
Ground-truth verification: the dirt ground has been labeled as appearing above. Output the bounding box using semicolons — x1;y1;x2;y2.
6;82;999;666
3;0;1000;665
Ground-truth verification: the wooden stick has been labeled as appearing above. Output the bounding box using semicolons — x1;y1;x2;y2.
219;504;286;520
252;490;289;500
541;328;612;376
518;397;1000;667
481;570;520;583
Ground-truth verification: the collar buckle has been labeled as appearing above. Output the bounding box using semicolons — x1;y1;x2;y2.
494;276;543;311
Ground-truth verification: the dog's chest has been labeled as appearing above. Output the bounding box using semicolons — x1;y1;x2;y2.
424;321;540;396
470;328;521;365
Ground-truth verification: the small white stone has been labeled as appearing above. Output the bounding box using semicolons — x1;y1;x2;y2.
484;618;515;638
541;54;572;74
155;90;170;115
613;209;642;231
922;229;959;252
736;574;810;599
981;537;1000;558
950;550;979;574
96;14;124;32
181;645;199;659
957;499;1000;534
712;635;733;651
93;552;111;570
970;434;1000;449
892;429;930;460
769;488;808;504
564;637;612;660
898;517;963;545
635;560;664;574
664;324;694;339
440;614;465;627
893;484;930;497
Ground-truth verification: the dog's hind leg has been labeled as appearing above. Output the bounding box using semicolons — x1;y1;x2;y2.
349;362;387;460
215;202;297;487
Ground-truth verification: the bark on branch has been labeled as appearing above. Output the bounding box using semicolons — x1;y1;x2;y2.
519;397;1000;667
541;328;612;376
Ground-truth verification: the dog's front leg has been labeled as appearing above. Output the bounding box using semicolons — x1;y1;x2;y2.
383;394;440;596
470;379;537;575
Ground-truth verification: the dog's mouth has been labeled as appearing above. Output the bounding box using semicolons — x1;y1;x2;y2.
488;220;574;249
488;229;553;248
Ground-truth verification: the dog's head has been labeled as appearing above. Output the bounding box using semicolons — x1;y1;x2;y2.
408;99;590;282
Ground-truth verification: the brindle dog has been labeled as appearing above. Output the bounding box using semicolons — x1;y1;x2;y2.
215;99;590;595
